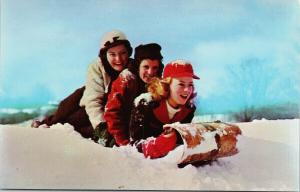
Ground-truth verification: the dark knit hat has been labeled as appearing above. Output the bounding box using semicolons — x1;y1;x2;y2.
134;43;163;61
130;43;164;78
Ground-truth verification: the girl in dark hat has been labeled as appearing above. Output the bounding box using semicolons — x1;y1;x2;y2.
104;43;164;146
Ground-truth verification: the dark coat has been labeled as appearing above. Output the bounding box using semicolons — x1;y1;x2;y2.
129;94;196;142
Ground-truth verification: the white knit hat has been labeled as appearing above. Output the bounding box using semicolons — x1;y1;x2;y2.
100;30;128;49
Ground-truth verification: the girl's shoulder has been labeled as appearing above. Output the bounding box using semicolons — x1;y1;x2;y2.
185;100;196;109
87;58;104;76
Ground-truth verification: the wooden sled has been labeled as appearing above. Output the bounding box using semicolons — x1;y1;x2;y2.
163;121;242;165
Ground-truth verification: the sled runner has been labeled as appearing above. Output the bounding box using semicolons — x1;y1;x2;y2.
163;121;242;165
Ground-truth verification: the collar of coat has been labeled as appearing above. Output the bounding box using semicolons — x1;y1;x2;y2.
153;99;193;124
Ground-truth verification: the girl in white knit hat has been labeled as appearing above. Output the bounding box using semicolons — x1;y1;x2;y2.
31;30;133;146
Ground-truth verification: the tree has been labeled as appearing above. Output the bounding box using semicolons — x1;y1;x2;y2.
225;57;277;121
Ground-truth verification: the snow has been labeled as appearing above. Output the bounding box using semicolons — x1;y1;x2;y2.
236;119;299;148
133;92;153;107
0;108;20;114
184;130;218;155
0;108;37;114
120;68;135;81
0;106;56;115
0;119;299;190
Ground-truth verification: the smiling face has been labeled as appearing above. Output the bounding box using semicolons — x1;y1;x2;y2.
106;44;129;72
167;77;194;108
138;59;160;83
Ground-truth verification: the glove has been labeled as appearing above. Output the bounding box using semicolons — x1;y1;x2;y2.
31;120;49;128
31;120;42;128
92;122;115;147
142;131;177;159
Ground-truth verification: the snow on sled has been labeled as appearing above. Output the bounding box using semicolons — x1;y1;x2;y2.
163;121;242;165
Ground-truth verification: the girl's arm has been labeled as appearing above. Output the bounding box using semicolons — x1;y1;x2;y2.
80;60;107;129
104;70;136;146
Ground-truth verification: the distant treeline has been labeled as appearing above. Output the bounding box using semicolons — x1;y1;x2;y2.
195;102;299;122
0;102;299;125
231;103;299;122
0;106;57;124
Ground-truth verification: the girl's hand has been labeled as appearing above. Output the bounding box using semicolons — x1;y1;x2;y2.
162;125;173;134
162;129;176;138
142;130;177;159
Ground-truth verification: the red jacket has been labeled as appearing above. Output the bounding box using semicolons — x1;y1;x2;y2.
130;97;196;158
104;69;146;146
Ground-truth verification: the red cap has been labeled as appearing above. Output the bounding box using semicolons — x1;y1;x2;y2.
162;59;200;79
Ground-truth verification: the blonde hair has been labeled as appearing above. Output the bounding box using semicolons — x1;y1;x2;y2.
147;77;172;101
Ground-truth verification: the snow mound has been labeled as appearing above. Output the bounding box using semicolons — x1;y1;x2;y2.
0;119;299;190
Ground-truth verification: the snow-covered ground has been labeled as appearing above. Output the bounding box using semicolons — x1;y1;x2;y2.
0;119;299;190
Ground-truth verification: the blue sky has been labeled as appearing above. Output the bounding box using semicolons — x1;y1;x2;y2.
1;0;299;113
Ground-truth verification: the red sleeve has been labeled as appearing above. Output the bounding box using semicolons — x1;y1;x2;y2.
141;132;177;159
104;75;130;146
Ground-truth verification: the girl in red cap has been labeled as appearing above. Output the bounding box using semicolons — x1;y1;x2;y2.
31;30;133;144
104;43;164;147
129;59;200;159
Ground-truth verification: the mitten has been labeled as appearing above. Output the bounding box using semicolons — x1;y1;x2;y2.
142;132;177;159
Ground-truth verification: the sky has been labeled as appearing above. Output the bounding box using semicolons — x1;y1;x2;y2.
0;0;299;114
